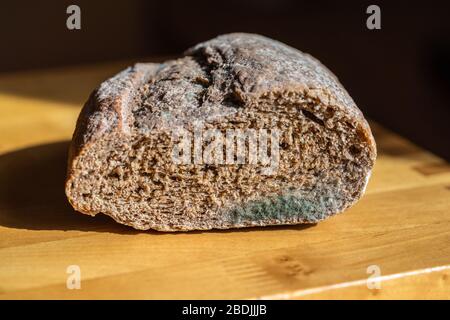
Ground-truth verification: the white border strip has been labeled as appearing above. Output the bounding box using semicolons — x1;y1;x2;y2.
253;264;450;300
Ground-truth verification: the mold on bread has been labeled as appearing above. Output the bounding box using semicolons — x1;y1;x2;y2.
65;33;376;231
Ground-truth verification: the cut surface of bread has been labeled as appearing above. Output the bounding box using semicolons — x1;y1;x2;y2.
65;33;376;231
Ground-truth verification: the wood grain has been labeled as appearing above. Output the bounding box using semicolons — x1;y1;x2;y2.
0;63;449;299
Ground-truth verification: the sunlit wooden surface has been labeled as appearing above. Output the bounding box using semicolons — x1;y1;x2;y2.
0;62;449;300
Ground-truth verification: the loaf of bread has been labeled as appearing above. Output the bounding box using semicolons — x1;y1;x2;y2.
65;33;376;231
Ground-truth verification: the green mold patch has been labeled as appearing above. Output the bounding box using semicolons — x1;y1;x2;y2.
228;191;342;224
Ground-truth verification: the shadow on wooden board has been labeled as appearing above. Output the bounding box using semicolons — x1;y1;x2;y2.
0;141;132;233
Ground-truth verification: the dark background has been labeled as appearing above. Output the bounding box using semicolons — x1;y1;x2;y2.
1;0;449;159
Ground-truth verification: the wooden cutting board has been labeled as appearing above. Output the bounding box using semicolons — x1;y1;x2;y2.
0;62;449;299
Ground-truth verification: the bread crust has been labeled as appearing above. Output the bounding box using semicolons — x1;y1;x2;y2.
66;33;376;229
